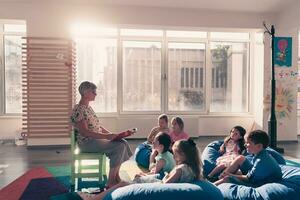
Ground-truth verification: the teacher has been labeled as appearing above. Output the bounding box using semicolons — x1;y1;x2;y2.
71;81;132;188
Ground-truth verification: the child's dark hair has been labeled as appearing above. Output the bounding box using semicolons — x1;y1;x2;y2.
246;130;269;148
158;114;168;123
156;132;172;152
172;116;184;130
224;126;246;154
174;139;202;180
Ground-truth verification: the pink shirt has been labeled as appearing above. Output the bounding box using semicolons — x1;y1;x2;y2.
169;131;189;143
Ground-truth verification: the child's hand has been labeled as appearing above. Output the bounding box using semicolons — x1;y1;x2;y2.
134;174;142;179
219;171;232;179
106;133;118;140
128;128;137;136
219;144;225;154
149;149;158;165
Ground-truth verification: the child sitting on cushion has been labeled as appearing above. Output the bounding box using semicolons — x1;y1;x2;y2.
134;114;169;169
147;114;170;144
144;132;176;178
207;126;246;180
169;116;189;144
79;138;202;200
214;130;282;187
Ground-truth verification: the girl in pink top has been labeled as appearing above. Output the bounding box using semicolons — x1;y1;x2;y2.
169;116;189;143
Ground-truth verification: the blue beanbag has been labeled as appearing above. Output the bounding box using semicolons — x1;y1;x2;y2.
103;181;224;200
201;140;223;177
218;165;300;200
201;140;286;177
202;140;300;200
134;142;152;169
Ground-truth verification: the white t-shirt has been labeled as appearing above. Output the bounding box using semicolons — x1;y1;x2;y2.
175;164;196;183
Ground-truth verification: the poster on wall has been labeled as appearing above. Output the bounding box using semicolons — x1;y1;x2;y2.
274;37;292;67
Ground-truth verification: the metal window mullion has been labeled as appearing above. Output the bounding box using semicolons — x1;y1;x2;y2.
117;29;123;115
162;31;167;113
0;32;4;114
248;32;255;113
205;33;212;114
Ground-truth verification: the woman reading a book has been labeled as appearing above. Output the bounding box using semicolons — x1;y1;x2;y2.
71;81;133;188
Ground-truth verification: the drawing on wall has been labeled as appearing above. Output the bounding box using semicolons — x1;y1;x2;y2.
263;86;294;119
274;37;292;67
277;69;298;78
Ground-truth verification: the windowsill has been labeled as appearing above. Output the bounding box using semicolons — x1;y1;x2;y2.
96;112;254;118
0;114;22;119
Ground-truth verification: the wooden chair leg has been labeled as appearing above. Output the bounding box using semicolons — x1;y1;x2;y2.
71;160;75;185
98;156;103;182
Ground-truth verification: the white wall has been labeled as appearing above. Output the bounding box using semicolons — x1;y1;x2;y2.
0;1;282;145
276;2;300;137
0;116;22;139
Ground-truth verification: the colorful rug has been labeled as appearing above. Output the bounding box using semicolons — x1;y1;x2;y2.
286;159;300;167
0;160;139;200
0;165;96;200
0;167;58;200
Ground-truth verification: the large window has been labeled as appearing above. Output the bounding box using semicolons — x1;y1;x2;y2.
74;27;252;114
210;42;249;112
168;42;206;111
76;37;118;112
122;41;162;111
0;22;26;115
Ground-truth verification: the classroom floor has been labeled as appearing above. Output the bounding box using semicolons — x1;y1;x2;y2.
0;136;299;189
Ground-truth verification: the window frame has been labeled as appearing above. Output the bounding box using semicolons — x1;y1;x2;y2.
208;40;251;114
74;28;253;116
297;31;300;113
0;20;26;116
165;36;208;114
119;34;164;115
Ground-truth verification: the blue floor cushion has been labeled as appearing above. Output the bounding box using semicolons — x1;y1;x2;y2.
218;165;300;200
202;140;300;200
134;142;152;169
202;140;286;177
103;181;224;200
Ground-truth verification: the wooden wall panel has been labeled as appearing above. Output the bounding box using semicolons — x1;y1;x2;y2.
22;37;76;139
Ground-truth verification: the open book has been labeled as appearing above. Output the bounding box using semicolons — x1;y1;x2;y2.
113;128;137;141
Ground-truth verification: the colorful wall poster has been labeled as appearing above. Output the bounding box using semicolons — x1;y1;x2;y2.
274;37;292;67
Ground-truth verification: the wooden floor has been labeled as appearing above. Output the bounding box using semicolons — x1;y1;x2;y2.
0;136;299;189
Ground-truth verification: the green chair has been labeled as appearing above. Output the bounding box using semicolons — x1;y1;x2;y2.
70;130;107;191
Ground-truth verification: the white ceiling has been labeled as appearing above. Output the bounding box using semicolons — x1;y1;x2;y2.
0;0;297;14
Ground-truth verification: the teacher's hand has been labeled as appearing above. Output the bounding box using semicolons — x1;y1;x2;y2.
105;133;118;141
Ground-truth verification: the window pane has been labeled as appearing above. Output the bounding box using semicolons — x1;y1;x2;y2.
5;36;23;113
168;42;205;111
4;24;26;33
76;38;117;112
123;41;161;111
210;42;248;112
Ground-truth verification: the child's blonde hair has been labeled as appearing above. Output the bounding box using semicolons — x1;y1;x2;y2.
173;139;202;180
171;116;184;131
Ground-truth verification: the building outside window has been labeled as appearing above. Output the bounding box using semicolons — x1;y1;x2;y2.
168;42;206;111
210;42;249;112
